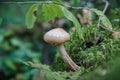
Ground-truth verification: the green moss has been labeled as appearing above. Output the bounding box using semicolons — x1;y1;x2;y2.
52;25;120;72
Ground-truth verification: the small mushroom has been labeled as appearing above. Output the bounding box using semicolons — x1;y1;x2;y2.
112;30;120;39
44;28;80;71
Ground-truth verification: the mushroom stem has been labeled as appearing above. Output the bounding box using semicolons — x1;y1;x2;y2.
57;44;80;71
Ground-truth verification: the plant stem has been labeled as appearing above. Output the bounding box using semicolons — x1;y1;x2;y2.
0;1;83;9
97;0;109;28
0;1;52;4
95;0;109;43
57;44;80;71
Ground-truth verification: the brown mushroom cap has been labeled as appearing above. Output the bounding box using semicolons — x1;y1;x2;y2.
44;28;70;45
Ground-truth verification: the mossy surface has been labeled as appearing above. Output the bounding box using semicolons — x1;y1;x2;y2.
52;25;120;72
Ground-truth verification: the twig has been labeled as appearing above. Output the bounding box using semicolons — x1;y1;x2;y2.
63;5;83;9
102;0;109;14
97;0;109;28
0;1;84;9
94;0;109;44
0;1;52;4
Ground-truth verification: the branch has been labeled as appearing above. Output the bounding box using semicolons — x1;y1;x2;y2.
102;0;109;14
97;0;109;28
63;5;83;9
0;1;84;9
94;0;109;43
0;1;53;4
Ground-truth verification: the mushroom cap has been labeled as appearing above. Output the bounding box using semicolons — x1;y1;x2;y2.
44;28;70;45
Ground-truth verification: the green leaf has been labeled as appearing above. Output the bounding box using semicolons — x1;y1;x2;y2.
60;6;81;28
5;60;16;71
101;15;112;31
42;4;83;39
60;6;83;39
90;8;103;16
90;8;112;31
42;4;63;21
55;0;62;2
10;37;22;46
23;61;50;71
25;4;39;29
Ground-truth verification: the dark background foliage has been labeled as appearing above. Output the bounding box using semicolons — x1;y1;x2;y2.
0;0;120;80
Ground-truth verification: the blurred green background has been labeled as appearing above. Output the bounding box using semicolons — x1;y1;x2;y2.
0;0;120;80
0;0;56;80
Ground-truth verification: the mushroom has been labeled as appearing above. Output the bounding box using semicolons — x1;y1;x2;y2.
112;29;120;39
44;28;80;71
